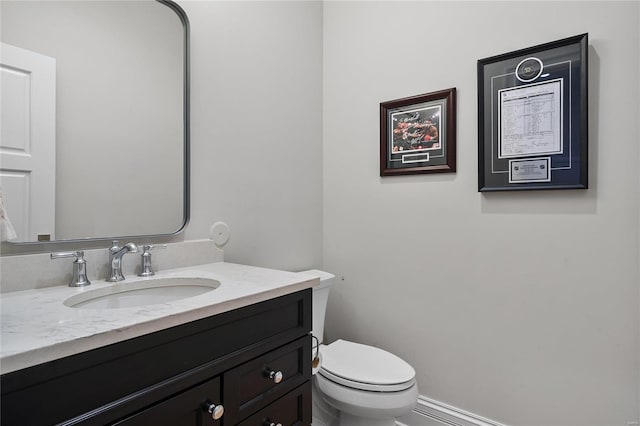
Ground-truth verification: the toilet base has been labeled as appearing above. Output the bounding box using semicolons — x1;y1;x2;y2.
313;374;417;426
338;412;396;426
312;382;338;426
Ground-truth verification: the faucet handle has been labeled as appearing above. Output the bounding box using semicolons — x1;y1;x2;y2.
142;244;167;252
51;250;84;260
138;244;167;277
50;251;91;287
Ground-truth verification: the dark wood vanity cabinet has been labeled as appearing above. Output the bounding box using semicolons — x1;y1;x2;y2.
0;289;312;426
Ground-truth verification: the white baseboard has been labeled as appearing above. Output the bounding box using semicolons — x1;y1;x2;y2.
396;395;508;426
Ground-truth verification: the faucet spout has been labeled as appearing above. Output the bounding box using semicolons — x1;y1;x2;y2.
113;242;138;259
107;241;138;282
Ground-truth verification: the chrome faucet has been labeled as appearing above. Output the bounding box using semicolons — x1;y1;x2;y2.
107;240;138;282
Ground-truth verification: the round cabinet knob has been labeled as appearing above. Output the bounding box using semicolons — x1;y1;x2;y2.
203;402;224;420
264;422;282;426
267;369;283;384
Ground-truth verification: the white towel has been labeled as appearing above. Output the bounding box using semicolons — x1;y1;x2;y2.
0;189;17;241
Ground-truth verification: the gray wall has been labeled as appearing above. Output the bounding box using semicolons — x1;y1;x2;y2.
322;1;639;425
180;0;324;272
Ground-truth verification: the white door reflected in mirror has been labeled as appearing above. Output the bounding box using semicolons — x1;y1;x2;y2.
0;43;56;242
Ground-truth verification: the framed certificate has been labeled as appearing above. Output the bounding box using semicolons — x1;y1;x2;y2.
380;88;456;176
478;34;588;191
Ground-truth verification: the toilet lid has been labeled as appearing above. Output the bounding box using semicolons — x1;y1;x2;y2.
319;340;416;392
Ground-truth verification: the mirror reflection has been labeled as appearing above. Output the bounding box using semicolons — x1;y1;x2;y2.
0;0;187;244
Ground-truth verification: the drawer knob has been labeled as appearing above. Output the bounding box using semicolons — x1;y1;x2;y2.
203;401;224;420
267;369;283;384
264;422;282;426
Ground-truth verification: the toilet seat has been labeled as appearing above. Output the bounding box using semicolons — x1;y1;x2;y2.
319;340;416;392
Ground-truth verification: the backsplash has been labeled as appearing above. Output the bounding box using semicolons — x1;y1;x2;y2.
0;239;224;293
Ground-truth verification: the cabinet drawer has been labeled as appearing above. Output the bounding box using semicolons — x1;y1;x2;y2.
224;335;311;424
114;376;222;426
236;382;311;426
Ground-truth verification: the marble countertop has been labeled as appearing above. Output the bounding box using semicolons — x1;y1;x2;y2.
0;262;318;375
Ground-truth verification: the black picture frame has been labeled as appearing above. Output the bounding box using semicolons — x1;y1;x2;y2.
380;88;456;176
478;34;588;191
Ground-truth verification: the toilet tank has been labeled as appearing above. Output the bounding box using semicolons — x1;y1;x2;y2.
300;269;335;344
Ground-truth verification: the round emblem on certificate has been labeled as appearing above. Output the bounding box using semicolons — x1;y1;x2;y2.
515;57;543;82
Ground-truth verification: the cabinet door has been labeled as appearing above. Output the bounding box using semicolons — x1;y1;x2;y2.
113;376;223;426
224;336;311;424
236;382;311;426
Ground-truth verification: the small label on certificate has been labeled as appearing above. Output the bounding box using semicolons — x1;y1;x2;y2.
509;157;551;183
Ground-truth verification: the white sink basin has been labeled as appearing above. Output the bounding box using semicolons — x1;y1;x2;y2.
64;277;221;309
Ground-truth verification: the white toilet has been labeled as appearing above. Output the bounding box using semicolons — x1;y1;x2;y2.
302;270;418;426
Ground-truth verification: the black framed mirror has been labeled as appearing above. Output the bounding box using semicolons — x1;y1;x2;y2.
0;0;189;248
